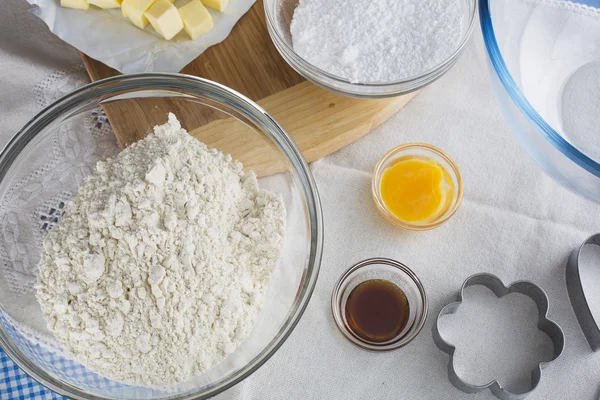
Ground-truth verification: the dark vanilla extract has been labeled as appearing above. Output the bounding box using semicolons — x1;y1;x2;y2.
345;279;409;343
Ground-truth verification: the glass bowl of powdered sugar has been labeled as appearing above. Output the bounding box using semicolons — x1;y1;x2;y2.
0;73;322;399
265;0;477;97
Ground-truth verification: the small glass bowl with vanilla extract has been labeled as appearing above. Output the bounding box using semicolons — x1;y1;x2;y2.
331;258;428;351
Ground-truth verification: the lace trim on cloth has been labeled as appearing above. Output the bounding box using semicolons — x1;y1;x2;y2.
0;64;119;352
521;0;600;17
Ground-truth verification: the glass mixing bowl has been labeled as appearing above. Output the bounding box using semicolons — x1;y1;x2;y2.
0;73;323;399
481;0;600;202
264;0;477;98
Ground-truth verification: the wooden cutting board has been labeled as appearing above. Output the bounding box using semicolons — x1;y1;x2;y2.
81;0;418;175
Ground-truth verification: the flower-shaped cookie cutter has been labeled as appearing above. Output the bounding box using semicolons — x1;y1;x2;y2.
432;273;565;400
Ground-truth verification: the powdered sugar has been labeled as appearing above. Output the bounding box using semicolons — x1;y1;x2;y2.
290;0;464;83
35;114;286;386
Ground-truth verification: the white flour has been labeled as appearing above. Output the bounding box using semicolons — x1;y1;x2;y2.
35;114;286;386
290;0;464;83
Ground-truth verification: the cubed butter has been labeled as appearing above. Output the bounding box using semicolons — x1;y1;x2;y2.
201;0;228;12
178;0;213;39
88;0;121;8
145;0;184;40
61;0;90;9
121;0;155;29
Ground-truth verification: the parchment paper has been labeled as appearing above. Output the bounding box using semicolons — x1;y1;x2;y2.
27;0;256;73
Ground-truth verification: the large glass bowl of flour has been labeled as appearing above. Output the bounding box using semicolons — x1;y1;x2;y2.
264;0;477;97
0;73;323;399
481;0;600;202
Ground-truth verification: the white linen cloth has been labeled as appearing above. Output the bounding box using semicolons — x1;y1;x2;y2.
2;0;600;399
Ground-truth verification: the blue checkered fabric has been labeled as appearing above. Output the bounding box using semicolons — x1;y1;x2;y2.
0;311;130;396
0;309;130;399
0;347;63;400
0;310;170;399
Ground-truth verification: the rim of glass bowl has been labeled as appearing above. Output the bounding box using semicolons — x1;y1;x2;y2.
264;0;478;98
0;73;323;400
479;0;600;178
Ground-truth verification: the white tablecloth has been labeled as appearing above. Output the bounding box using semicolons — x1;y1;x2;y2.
2;1;600;399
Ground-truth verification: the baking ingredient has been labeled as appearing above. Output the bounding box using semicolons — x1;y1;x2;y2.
202;0;229;12
290;0;464;83
179;0;214;40
345;279;409;343
121;0;155;29
145;0;184;40
87;0;121;9
61;0;90;9
36;114;286;385
380;157;453;223
60;0;222;41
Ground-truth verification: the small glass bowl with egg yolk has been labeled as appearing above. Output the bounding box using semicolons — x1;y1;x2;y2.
372;143;463;231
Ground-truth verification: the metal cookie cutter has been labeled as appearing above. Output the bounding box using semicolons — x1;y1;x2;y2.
566;233;600;351
432;273;565;400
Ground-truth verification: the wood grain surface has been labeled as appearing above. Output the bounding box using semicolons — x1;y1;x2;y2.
82;0;304;98
81;0;418;175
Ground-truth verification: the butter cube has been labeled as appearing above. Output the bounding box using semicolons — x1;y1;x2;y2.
145;0;184;40
201;0;228;12
122;0;167;18
178;0;213;39
121;0;155;29
61;0;90;9
88;0;121;8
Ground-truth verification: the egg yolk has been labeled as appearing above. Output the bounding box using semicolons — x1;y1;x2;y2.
380;157;453;223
